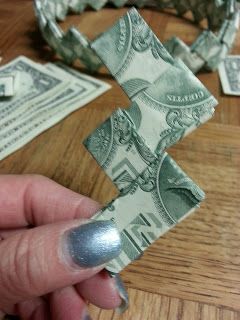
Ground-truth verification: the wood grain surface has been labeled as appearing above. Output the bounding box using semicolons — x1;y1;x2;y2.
0;1;240;319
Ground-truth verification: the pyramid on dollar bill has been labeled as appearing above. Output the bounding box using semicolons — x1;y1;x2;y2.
84;8;218;274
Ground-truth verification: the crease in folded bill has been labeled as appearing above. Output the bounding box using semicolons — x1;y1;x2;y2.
84;8;218;274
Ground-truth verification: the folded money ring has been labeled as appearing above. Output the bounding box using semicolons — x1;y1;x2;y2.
34;0;239;73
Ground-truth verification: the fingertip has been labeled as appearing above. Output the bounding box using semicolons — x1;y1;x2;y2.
76;270;125;310
17;298;50;320
0;219;121;307
0;174;102;228
50;286;88;320
113;274;129;313
62;220;122;269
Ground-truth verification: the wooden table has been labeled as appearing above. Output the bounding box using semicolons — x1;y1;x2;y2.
0;1;240;319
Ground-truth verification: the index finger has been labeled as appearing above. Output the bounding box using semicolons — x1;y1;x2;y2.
0;175;101;228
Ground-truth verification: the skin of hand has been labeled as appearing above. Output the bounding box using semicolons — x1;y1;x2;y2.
0;175;128;320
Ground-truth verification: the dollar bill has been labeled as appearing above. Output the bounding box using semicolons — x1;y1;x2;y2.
192;30;229;71
59;28;102;70
35;0;239;73
0;62;110;133
0;73;16;97
41;0;56;20
94;152;205;274
84;8;217;274
165;10;239;73
0;58;111;161
68;0;108;12
68;0;87;13
55;0;68;21
164;37;206;73
68;0;80;12
36;0;102;72
91;8;217;153
0;56;68;124
218;11;240;50
219;55;240;95
87;0;109;10
84;108;157;190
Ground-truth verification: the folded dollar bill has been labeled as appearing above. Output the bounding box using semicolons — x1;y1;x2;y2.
85;8;218;274
94;152;205;274
91;8;218;153
0;73;19;97
165;8;239;73
84;108;157;190
0;56;111;161
35;0;239;73
219;55;240;95
84;108;206;275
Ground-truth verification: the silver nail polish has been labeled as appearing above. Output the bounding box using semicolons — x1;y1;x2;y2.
114;274;129;313
67;221;122;268
83;315;92;320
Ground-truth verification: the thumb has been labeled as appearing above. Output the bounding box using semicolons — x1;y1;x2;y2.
0;219;121;312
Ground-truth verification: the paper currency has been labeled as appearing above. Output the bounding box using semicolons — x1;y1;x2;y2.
35;0;239;73
94;152;205;274
219;55;240;95
164;9;239;73
0;56;67;122
91;8;217;154
218;12;240;50
0;73;17;97
84;108;157;190
164;37;206;73
0;56;111;161
85;8;218;274
191;30;228;71
85;111;205;273
55;0;68;21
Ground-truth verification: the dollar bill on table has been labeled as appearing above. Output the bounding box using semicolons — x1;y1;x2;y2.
84;8;218;274
219;55;240;95
0;73;19;97
0;56;111;161
0;56;68;122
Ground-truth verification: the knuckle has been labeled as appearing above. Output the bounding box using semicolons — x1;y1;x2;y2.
0;232;40;302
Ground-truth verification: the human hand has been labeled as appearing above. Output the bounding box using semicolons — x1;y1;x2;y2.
0;175;128;320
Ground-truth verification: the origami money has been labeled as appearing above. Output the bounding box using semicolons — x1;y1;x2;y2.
91;9;217;154
165;9;239;73
84;8;218;274
34;0;240;73
0;73;18;97
219;55;240;95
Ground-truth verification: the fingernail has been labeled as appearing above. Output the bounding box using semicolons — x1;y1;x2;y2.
83;314;92;320
114;274;129;313
66;221;122;268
